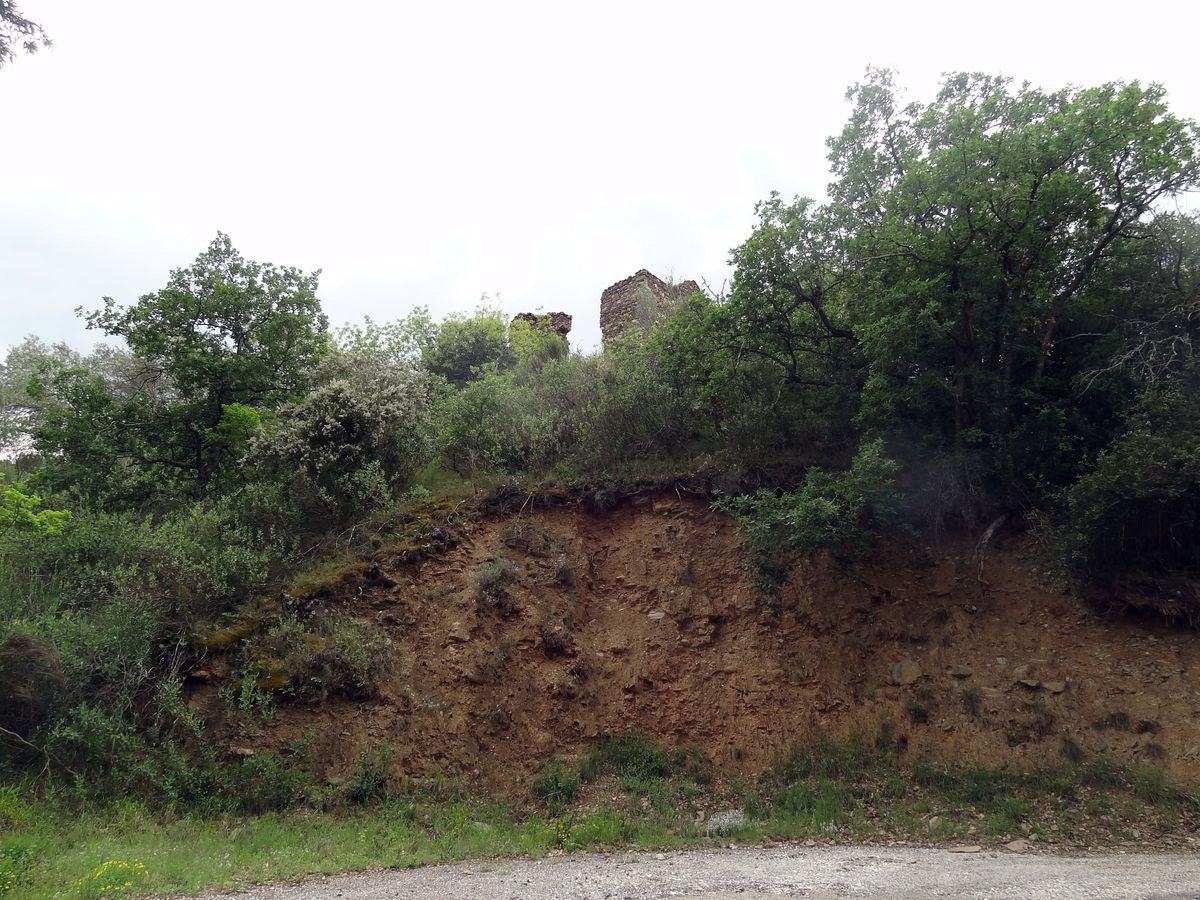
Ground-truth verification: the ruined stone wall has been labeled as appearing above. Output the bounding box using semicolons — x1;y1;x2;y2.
511;311;572;343
599;270;700;344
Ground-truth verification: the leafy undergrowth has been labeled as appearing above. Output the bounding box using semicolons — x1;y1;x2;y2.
2;736;1196;898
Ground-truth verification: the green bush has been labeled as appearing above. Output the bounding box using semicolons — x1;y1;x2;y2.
345;744;394;805
223;751;310;814
0;633;65;745
531;760;579;815
254;356;433;521
577;731;669;786
719;439;898;602
261;616;394;701
1056;391;1200;580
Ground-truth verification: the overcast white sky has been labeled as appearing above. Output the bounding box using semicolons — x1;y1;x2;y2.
3;0;1199;354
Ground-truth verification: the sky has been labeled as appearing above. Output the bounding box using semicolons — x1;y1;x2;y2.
3;0;1200;354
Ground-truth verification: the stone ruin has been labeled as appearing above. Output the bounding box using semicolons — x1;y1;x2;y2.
599;269;700;344
510;311;573;346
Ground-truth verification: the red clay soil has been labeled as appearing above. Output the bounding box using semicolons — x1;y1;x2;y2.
188;495;1200;794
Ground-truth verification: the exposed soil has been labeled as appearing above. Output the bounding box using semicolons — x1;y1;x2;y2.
187;494;1200;793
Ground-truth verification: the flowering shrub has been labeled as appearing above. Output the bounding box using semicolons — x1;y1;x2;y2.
255;357;433;517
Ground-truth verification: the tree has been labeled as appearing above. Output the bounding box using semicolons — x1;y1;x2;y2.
1;0;50;68
423;308;514;387
34;234;329;501
725;70;1200;503
0;475;68;534
827;70;1200;453
335;308;436;365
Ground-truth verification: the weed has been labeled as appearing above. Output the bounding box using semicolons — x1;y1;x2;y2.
1092;711;1132;732
224;751;309;814
568;658;591;683
1143;742;1167;761
742;791;769;820
1006;702;1055;746
0;839;34;895
539;618;574;658
0;737;1195;898
345;745;394;805
220;666;275;726
0;787;33;831
960;688;982;718
1080;757;1124;789
579;731;669;787
762;735;873;784
487;705;512;732
474;558;517;616
553;553;578;586
1060;736;1084;764
873;720;907;755
1132;767;1177;806
72;859;147;899
477;638;513;683
531;760;579;815
906;702;929;724
669;745;712;786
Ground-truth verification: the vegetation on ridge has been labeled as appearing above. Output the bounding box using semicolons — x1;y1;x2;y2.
1;69;1199;859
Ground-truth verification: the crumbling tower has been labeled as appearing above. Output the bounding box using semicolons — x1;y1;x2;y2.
598;270;700;344
509;312;572;349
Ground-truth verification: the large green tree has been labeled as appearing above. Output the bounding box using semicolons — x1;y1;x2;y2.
709;70;1199;496
33;234;329;501
829;71;1200;454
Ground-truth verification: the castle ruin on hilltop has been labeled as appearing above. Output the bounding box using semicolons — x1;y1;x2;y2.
510;311;573;344
599;269;700;344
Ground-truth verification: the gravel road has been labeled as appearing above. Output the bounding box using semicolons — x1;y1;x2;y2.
198;845;1200;899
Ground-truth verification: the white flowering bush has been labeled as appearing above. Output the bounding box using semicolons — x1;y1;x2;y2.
254;357;433;517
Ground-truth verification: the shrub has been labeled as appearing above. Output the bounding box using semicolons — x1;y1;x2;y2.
574;339;699;474
0;633;65;743
345;744;394;805
531;759;579;815
223;751;309;814
719;439;898;603
539;619;574;658
553;552;578;586
246;615;394;702
1051;390;1200;621
473;558;517;615
255;357;433;521
423;308;514;387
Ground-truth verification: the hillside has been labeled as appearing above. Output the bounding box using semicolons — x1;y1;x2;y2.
187;493;1200;793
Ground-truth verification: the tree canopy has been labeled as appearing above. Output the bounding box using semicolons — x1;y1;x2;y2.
32;234;329;500
0;0;50;68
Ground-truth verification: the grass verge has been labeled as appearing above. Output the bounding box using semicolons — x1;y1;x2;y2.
2;735;1196;898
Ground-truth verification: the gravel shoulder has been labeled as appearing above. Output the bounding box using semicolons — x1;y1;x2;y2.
196;845;1200;899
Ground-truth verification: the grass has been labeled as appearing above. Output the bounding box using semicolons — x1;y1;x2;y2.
2;734;1197;897
0;796;683;899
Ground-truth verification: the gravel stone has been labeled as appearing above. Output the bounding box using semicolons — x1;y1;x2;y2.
191;845;1200;899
